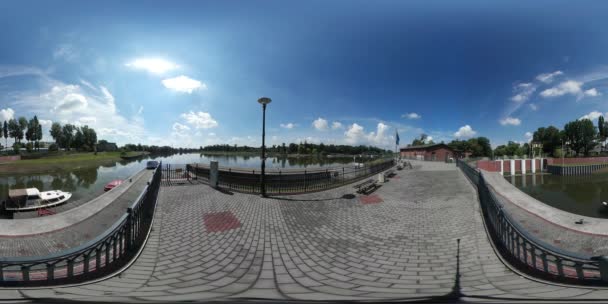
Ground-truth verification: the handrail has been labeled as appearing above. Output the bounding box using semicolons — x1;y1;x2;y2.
0;162;163;286
170;158;396;195
456;158;608;285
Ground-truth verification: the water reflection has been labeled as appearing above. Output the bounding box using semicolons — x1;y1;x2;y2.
508;173;608;218
1;153;372;205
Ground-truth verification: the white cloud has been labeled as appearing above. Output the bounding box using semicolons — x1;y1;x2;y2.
425;136;434;143
125;58;179;74
208;132;216;136
99;86;116;113
510;83;536;103
499;117;521;126
0;108;15;121
344;123;365;144
38;119;52;127
454;125;477;138
402;112;421;119
529;103;538;111
367;122;390;144
45;85;88;113
331;121;343;129
53;44;78;62
78;116;97;125
540;80;583;98
180;111;218;129
9;82;146;145
525;132;533;142
162;75;205;93
584;88;601;97
536;70;563;83
580;111;607;121
280;123;295;129
312;117;329;131
137;106;144;115
344;122;393;147
172;122;190;132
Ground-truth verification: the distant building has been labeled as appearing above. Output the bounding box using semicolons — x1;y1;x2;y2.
97;141;118;152
400;143;456;161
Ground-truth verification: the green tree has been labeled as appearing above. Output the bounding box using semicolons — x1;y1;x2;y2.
50;122;63;146
17;117;27;143
61;124;75;151
532;126;562;156
3;121;7;152
8;119;22;143
563;119;597;156
412;134;429;146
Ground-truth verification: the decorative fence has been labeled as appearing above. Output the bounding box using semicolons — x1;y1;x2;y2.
0;164;162;287
162;159;395;195
456;159;608;285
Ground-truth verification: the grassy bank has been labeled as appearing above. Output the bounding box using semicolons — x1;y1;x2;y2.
0;152;123;174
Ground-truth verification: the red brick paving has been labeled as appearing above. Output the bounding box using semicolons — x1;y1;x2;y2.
203;211;242;232
360;194;383;205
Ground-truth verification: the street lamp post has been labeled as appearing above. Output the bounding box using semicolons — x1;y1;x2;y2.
258;97;272;197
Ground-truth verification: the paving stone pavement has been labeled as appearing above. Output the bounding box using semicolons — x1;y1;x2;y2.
4;160;608;302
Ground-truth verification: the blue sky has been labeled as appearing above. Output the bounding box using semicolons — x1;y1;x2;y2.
1;0;608;149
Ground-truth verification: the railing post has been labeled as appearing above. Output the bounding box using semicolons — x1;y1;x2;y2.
46;263;54;281
0;264;3;283
67;260;74;278
21;266;29;282
304;170;307;192
591;256;608;282
279;170;282;194
126;207;133;250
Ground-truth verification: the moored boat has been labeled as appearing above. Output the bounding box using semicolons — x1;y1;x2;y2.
4;188;72;212
104;180;123;191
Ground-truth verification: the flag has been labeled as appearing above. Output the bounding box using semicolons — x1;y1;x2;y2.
395;130;400;146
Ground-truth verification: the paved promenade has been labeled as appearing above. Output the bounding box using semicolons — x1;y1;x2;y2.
0;169;153;257
3;161;608;302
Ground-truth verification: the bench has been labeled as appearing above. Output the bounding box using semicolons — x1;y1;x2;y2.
354;179;377;194
384;169;395;178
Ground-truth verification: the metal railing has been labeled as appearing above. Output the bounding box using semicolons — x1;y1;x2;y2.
0;163;162;286
456;158;608;285
163;159;395;195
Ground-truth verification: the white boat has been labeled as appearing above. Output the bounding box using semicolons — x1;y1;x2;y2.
4;188;72;212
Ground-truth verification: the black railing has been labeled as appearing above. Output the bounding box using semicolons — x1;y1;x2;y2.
0;164;162;286
163;159;395;195
456;159;608;285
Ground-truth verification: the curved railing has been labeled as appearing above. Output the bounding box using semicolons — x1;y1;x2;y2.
165;159;396;195
456;159;608;285
0;164;162;287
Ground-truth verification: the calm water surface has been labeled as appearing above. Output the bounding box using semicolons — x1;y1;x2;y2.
508;173;608;218
0;153;369;206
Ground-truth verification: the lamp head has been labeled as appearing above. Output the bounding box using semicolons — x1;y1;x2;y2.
258;97;272;105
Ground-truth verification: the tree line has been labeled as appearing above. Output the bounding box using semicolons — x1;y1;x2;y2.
526;116;607;157
48;122;98;152
1;116;44;152
200;142;391;155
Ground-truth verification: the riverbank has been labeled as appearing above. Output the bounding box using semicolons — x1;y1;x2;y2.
0;152;123;174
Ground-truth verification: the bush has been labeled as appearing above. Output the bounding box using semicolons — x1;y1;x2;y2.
12;142;21;154
25;142;33;153
49;144;59;152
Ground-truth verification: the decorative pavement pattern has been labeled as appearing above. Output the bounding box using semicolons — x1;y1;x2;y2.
4;161;608;302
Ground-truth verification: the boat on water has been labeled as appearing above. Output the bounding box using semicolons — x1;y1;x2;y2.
104;180;123;191
4;188;72;212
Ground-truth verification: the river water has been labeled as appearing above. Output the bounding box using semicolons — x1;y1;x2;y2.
508;173;608;218
0;153;369;211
